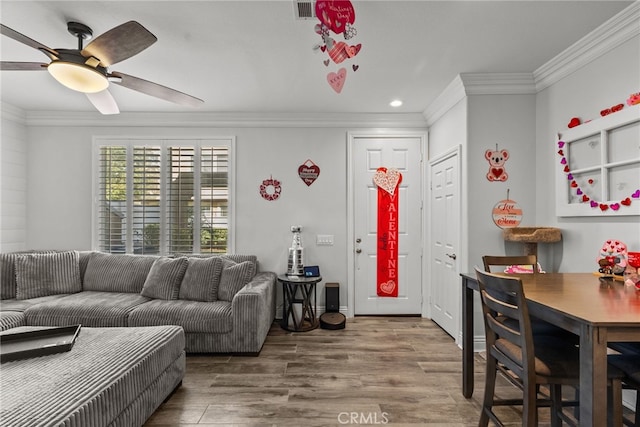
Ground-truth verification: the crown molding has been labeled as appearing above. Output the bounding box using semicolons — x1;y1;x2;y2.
1;103;26;124
459;73;536;95
422;75;466;127
423;73;535;126
534;1;640;91
20;110;428;129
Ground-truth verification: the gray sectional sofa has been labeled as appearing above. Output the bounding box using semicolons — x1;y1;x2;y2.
0;250;277;354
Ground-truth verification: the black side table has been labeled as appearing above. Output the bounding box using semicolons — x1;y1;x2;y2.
277;274;322;332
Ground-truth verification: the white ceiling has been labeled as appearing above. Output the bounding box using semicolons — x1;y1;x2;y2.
0;0;633;115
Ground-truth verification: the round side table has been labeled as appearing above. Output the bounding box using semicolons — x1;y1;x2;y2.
277;274;321;332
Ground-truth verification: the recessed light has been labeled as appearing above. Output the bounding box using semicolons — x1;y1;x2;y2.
389;99;403;108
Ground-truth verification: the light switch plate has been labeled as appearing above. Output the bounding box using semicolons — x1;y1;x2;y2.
316;234;334;245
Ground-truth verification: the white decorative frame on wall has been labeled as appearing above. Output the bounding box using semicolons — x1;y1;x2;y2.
555;106;640;217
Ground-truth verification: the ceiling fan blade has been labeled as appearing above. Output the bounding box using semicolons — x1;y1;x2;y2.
86;89;120;115
0;24;58;58
82;21;157;67
1;61;47;70
110;72;204;107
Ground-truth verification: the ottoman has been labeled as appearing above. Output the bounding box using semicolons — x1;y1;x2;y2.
0;325;185;427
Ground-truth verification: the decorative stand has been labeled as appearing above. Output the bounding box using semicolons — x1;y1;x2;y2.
278;274;321;332
503;227;562;257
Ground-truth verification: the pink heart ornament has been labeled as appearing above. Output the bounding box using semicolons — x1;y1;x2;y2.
327;68;347;93
379;280;396;295
633;190;640;199
590;201;598;208
611;203;621;211
373;168;401;195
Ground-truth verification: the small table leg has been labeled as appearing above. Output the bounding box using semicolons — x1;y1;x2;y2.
462;275;475;398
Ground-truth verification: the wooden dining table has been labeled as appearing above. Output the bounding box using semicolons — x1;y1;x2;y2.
461;272;640;426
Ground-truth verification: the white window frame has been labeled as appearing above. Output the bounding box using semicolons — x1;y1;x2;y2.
555;107;640;217
92;136;236;254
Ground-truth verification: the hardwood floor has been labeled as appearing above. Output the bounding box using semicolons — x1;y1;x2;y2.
143;317;598;426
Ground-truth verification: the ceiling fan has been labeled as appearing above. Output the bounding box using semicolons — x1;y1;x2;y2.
0;21;204;114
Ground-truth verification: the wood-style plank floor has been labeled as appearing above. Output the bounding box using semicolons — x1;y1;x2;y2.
144;317;617;426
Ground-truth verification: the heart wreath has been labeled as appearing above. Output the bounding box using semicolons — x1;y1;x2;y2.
557;140;639;211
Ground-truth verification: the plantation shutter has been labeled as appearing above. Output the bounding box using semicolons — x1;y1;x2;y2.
97;146;127;253
132;146;162;254
96;139;231;255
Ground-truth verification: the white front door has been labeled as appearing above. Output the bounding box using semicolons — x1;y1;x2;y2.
429;148;460;338
349;133;424;315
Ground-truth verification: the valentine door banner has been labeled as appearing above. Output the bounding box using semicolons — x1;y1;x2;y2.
373;167;402;297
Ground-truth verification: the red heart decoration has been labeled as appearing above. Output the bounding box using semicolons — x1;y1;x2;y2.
600;204;609;211
568;118;581;128
558;149;564;156
345;43;361;58
491;168;503;178
328;41;349;64
320;45;327;52
588;179;594;184
570;181;578;188
298;161;320;186
621;198;632;206
582;195;590;202
563;165;570;173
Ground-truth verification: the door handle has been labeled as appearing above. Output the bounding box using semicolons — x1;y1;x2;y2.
356;248;362;253
446;253;457;260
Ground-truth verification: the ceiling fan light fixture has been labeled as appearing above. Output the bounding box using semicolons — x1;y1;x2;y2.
48;61;108;93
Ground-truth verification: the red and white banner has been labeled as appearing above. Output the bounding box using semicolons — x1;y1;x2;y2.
373;167;402;297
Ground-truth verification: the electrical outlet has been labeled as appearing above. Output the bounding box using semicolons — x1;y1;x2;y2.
316;234;334;246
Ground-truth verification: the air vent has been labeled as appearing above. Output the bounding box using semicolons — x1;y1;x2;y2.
295;0;316;20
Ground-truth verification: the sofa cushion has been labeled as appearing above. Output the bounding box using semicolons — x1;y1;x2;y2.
179;256;224;302
0;311;25;331
128;299;232;333
15;251;82;300
0;294;73;312
140;257;188;300
23;291;151;327
1;250;58;300
217;259;257;301
84;253;158;293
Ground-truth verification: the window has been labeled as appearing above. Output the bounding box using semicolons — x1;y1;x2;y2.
555;108;640;217
94;138;234;254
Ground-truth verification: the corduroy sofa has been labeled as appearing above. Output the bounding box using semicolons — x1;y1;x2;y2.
0;250;277;354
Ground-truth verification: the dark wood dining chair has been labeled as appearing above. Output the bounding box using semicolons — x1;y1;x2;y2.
608;353;640;426
475;267;581;426
482;255;575;339
482;254;539;274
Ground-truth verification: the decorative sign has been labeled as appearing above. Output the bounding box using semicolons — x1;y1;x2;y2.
316;0;355;35
485;146;509;182
492;198;522;229
373;167;402;297
259;176;282;201
312;0;360;93
298;159;320;186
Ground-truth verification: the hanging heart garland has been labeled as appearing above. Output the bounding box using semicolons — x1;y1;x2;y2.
313;0;361;93
557;140;639;211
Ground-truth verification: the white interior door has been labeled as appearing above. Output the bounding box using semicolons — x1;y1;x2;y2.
350;134;423;315
429;148;460;338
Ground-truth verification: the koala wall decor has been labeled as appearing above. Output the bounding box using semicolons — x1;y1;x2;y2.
485;147;510;182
